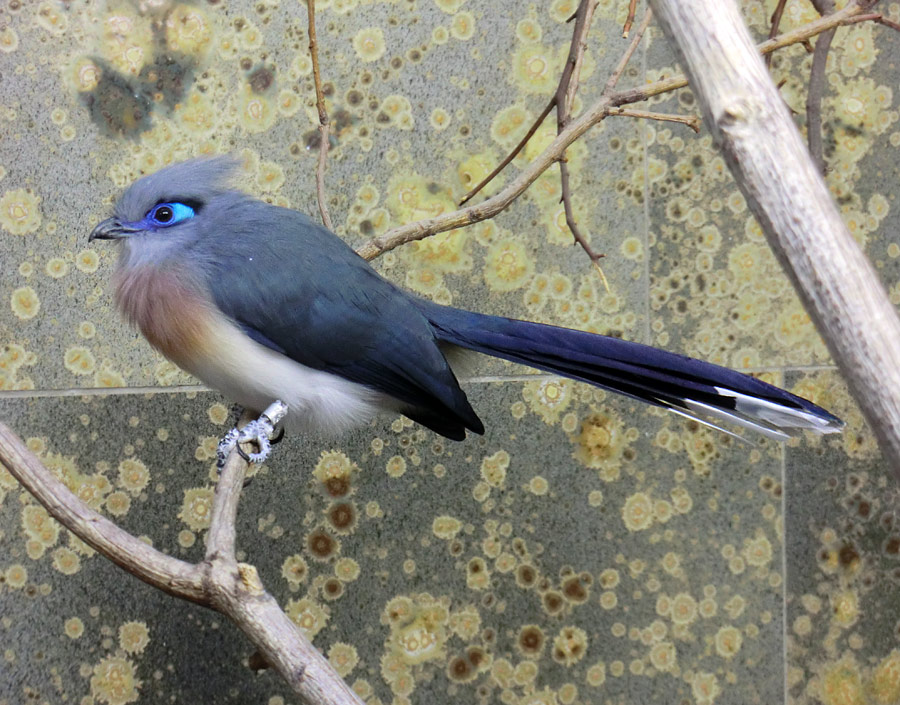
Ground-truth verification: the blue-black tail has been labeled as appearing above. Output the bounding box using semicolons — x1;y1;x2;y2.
420;302;843;440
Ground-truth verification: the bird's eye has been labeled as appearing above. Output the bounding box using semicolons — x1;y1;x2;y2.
147;202;195;227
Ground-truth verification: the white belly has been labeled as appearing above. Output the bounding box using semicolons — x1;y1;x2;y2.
183;316;387;436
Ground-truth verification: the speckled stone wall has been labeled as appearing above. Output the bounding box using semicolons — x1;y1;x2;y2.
0;1;897;704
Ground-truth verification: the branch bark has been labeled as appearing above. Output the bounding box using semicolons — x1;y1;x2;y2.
0;408;364;705
648;0;900;472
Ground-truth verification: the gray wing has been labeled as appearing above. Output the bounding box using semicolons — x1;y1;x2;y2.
199;200;483;439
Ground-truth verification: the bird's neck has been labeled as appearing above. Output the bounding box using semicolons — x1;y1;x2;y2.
113;265;216;365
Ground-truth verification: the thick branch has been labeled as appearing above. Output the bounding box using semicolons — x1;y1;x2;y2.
0;422;206;603
0;413;363;705
649;0;900;471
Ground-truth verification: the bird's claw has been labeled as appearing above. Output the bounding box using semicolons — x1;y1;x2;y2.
215;401;289;471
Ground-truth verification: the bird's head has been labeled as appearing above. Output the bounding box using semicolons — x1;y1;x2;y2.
89;156;242;268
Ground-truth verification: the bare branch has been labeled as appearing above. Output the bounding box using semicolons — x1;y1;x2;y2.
623;0;639;37
604;8;653;94
0;414;364;705
358;1;871;261
307;0;334;232
807;0;837;172
459;98;555;206
765;0;789;67
557;0;605;265
0;421;206;603
609;106;701;131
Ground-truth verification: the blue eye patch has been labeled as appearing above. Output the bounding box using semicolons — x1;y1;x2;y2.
144;202;196;228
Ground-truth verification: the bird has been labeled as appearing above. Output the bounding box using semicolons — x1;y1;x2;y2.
89;156;843;458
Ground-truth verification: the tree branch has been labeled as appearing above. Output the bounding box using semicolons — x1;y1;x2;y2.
356;0;871;262
806;0;837;172
648;0;900;472
0;407;365;705
307;0;334;232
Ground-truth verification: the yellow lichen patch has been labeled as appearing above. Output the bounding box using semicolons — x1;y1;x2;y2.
64;617;84;639
831;590;859;628
281;554;308;588
23;504;60;548
63;346;95;376
118;622;150;655
448;604;481;640
90;655;141;705
11;286;40;320
165;5;212;55
457;150;501;195
434;0;466;13
385;595;449;666
313;450;358;487
117;458;149;495
528;476;549;496
571;411;627;477
490;104;532;148
480;450;509;487
286;597;329;639
353;27;386;62
622;492;654;532
328;642;359;677
101;13;153;77
691;671;721;704
484;238;534;292
649;641;676;672
743;532;773;567
335;557;360;583
450;11;476;40
523;378;573;424
68;56;101;92
870;650;900;704
386;455;406;478
552;625;588;666
669;592;698;626
432;515;462;540
714;625;742;659
1;187;41;235
467;557;490;590
178;487;213;531
819;655;865;705
0;27;18;53
257;161;285;192
430;107;451;131
512;43;560;94
51;547;80;575
238;87;276;133
75;249;100;273
176;91;217;135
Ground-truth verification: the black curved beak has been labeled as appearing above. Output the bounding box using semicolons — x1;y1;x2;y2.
89;217;140;242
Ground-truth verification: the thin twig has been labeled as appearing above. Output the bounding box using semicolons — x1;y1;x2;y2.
459;98;555;206
807;0;837;172
609;107;701;131
623;0;639;37
357;1;872;261
558;0;606;266
306;0;334;231
765;0;789;67
604;8;653;94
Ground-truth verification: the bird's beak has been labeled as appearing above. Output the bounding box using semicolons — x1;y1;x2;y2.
89;217;140;242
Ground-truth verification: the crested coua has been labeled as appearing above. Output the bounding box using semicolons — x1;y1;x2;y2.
89;157;844;447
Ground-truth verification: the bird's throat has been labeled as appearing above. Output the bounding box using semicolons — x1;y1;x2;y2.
113;266;216;366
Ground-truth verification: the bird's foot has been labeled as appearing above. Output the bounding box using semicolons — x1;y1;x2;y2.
216;401;289;470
